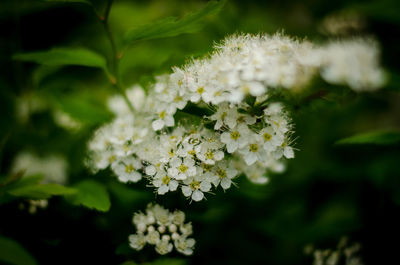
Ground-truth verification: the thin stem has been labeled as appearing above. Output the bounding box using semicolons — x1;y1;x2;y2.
100;0;135;113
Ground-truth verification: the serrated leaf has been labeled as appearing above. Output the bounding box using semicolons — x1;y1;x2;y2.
65;180;111;212
0;236;38;265
13;48;110;77
7;184;77;200
123;0;225;44
336;130;400;145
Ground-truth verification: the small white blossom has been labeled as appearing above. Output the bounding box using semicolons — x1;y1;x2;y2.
168;157;197;180
181;174;212;201
111;156;142;183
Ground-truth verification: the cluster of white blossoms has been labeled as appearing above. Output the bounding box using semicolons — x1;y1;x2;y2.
87;33;386;203
129;204;195;255
11;151;68;185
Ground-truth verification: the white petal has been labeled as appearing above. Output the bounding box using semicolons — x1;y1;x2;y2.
214;151;224;161
168;167;179;177
284;147;294;158
200;181;211;192
181;186;192;197
245;153;257;165
176;173;187;180
192;190;204;201
221;178;231;189
152;119;164;131
164;116;175;127
158;185;169;195
169;180;179;191
220;132;230;144
227;142;237;153
145;165;156;176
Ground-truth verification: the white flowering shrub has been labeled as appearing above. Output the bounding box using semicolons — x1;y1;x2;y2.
87;33;385;205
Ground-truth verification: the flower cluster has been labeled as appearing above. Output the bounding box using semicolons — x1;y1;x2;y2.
305;237;363;265
87;32;385;202
129;204;195;255
11;151;68;185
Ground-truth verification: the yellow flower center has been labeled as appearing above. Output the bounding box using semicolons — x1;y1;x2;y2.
205;151;214;160
178;80;183;86
197;86;204;94
217;168;226;179
125;164;135;173
178;164;188;173
162;175;170;184
174;96;183;102
230;131;240;140
237;115;245;123
190;180;200;190
241;85;250;94
159;111;166;119
250;144;259;152
221;112;227;120
108;155;116;163
188;150;196;156
202;163;213;172
263;133;272;142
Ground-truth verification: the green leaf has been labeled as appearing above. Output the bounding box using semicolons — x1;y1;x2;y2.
123;0;225;44
54;94;113;125
65;180;111;212
7;184;77;200
0;236;38;265
335;130;400;145
13;48;111;78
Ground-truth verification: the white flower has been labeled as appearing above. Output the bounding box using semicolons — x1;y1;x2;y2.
195;138;224;165
111;157;142;183
209;162;238;189
146;230;161;245
155;239;173;255
152;170;179;195
319;38;386;91
239;134;266;165
209;102;238;130
259;126;284;152
181;174;212;202
174;237;195;255
273;141;294;159
152;103;176;131
129;234;146;250
11;151;68;185
168;157;197;180
220;124;251;153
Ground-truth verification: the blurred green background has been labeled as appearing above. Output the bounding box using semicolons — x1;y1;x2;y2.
0;0;399;264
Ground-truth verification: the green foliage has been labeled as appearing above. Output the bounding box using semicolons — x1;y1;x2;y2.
13;48;111;78
7;183;76;199
0;236;38;265
53;93;113;125
0;175;75;202
123;0;225;45
336;130;400;145
65;179;111;212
